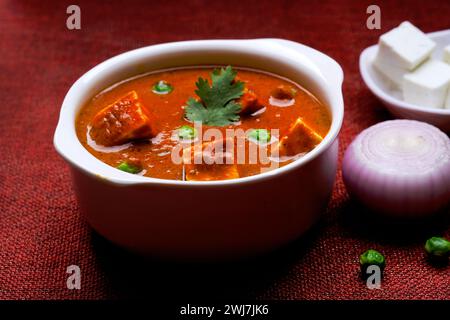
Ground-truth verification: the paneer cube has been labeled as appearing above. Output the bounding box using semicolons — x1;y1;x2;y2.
402;60;450;108
89;91;156;146
444;45;450;65
277;118;323;156
445;87;450;109
373;58;411;87
182;139;239;181
239;88;265;115
374;21;436;86
378;21;435;70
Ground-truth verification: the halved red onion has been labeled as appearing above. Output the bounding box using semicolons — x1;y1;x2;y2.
342;120;450;217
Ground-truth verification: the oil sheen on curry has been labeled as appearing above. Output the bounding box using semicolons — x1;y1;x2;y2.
76;66;331;181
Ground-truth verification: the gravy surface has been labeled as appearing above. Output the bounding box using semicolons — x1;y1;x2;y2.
76;67;331;180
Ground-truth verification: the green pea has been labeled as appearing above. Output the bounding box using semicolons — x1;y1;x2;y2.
425;237;450;259
117;161;142;174
152;80;173;94
360;249;385;277
178;125;197;140
248;129;271;143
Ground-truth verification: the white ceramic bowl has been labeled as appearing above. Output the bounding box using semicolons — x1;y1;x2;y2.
360;29;450;132
54;39;344;259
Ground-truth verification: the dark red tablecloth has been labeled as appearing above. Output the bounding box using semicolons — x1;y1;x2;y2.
0;0;449;300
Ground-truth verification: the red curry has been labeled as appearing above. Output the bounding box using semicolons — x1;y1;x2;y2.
75;66;331;181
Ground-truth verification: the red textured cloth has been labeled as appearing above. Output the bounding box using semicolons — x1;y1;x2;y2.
0;0;449;300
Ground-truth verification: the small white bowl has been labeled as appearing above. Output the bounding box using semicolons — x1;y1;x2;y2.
360;29;450;132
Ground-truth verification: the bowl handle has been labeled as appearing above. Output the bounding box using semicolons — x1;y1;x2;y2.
256;38;344;91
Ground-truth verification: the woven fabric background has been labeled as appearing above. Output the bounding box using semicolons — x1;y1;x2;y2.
0;0;449;300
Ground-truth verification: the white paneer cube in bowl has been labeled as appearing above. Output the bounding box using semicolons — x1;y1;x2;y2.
374;21;436;87
403;60;450;108
360;22;450;131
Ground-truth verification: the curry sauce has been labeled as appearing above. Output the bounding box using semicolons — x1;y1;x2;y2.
75;67;331;181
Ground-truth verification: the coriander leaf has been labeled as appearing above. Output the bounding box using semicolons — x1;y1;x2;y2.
185;98;208;123
184;66;244;126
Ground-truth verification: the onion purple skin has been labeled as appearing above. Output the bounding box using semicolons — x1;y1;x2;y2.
342;120;450;218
